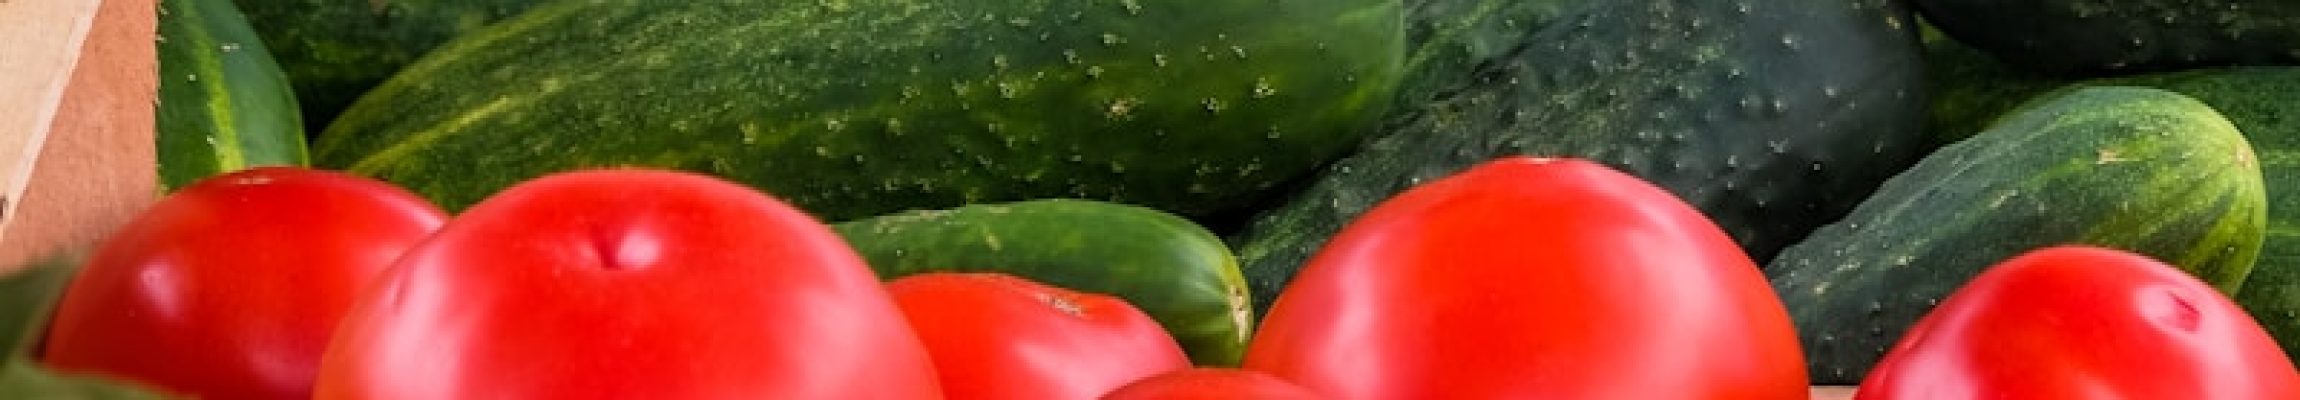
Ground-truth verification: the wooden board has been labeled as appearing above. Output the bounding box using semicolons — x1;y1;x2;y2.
0;0;161;270
0;0;103;216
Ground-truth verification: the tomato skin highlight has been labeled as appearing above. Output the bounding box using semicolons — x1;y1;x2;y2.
1101;368;1322;400
1243;157;1808;399
888;273;1191;400
1857;246;2300;400
40;167;447;400
311;169;943;399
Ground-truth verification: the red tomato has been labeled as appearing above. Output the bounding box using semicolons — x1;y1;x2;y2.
888;273;1190;400
1101;368;1322;400
310;169;942;399
1857;246;2300;399
1243;157;1807;399
41;167;447;399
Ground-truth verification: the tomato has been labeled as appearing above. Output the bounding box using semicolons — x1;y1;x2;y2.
1242;157;1807;398
1856;246;2300;399
1101;368;1321;400
40;167;447;399
887;273;1190;400
310;169;942;399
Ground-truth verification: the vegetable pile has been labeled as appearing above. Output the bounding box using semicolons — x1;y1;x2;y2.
7;0;2300;397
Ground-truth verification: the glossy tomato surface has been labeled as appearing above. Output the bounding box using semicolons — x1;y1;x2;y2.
41;167;447;399
1857;246;2300;400
311;169;942;399
889;273;1190;400
1101;368;1321;400
1243;157;1807;399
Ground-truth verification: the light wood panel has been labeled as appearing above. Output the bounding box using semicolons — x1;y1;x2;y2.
0;0;105;226
0;0;161;270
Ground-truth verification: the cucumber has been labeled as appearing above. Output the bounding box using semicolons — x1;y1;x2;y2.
2080;67;2300;368
1768;86;2268;383
313;0;1405;221
233;0;545;132
1917;21;2075;148
1910;53;2300;364
157;0;308;190
1187;0;1591;234
1915;0;2300;73
832;200;1251;367
2190;69;2300;368
1877;23;2300;366
1390;0;1597;110
1231;0;1928;312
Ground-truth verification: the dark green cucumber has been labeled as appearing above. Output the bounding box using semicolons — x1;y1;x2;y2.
1917;21;2076;148
1390;0;1597;109
314;0;1405;221
2246;226;2300;368
2246;99;2300;362
1768;86;2268;384
1916;0;2300;74
2193;68;2300;368
233;0;546;133
832;200;1251;367
157;0;309;190
1232;0;1928;312
1191;0;1596;234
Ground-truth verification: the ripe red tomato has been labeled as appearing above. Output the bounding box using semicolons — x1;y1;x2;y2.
1101;368;1321;400
311;169;942;399
1857;246;2300;399
1243;157;1807;398
41;167;447;399
887;273;1190;400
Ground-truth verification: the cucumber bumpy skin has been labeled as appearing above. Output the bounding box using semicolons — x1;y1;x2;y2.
1232;0;1927;314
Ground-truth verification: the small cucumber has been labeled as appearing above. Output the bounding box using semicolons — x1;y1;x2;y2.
157;0;309;190
833;200;1253;366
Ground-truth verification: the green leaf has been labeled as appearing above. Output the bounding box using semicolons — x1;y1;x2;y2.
0;359;170;399
0;256;82;361
0;257;175;398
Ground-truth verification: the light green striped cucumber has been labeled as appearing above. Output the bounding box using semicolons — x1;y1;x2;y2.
833;200;1252;366
157;0;309;190
1910;30;2300;364
1768;86;2268;383
2072;67;2300;368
